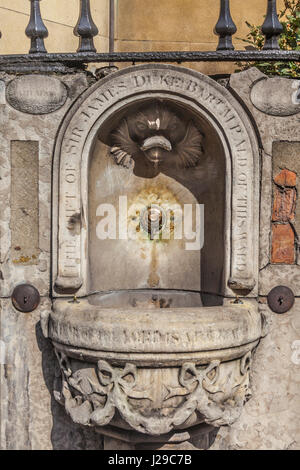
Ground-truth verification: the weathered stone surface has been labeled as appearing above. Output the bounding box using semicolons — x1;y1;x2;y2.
230;69;300;156
54;350;255;436
230;68;300;272
210;301;300;450
10;141;39;266
259;264;300;296
50;300;262;357
1;65;300;450
46;64;265;444
0;80;5;105
0;297;103;450
89;151;202;293
6;75;68;115
250;77;300;117
0;72;93;449
50;301;262;437
259;151;272;269
53;64;259;298
0;72;88;298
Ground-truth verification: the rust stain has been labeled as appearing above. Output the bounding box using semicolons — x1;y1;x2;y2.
127;183;182;244
13;255;32;264
147;241;160;288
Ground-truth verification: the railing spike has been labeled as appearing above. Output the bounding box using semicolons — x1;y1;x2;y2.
74;0;99;53
215;0;237;51
262;0;283;50
25;0;48;54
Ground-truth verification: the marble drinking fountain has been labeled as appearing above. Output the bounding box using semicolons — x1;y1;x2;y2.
41;65;265;449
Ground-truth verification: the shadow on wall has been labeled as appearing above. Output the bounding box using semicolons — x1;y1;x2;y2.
35;322;104;450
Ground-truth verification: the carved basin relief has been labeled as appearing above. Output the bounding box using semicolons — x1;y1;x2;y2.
50;300;262;436
48;65;263;445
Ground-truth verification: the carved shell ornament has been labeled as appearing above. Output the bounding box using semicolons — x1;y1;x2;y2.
110;102;204;171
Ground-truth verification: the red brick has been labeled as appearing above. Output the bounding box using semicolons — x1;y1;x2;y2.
272;187;296;222
271;224;295;264
274;168;297;187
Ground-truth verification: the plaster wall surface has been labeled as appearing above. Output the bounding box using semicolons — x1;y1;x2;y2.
115;0;286;75
0;0;287;75
0;0;109;54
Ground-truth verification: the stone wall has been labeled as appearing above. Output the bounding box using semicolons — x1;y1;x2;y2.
210;69;300;450
0;71;104;449
0;67;300;450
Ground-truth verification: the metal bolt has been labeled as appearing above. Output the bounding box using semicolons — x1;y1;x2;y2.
267;286;295;314
11;283;40;313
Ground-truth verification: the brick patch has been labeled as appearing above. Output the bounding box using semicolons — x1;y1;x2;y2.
271;168;297;264
271;224;295;264
274;168;297;187
272;187;296;222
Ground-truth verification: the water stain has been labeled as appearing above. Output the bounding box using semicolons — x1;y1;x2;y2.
127;183;182;244
147;241;160;288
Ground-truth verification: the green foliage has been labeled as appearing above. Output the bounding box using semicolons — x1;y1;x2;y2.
235;0;300;78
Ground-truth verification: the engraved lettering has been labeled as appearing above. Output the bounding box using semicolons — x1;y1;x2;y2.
65;172;76;184
80;110;91;121
237;172;247;186
133;75;151;87
230;124;242;132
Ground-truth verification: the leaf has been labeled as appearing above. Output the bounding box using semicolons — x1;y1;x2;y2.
235;1;299;78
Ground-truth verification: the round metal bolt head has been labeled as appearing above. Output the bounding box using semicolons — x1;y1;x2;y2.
11;284;40;313
267;285;295;314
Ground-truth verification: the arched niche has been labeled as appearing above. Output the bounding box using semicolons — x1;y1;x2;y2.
52;65;259;300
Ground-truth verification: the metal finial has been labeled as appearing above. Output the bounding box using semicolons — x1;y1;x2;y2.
262;0;283;50
25;0;48;53
74;0;99;53
215;0;237;51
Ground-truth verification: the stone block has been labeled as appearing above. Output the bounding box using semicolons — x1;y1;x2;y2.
11;141;39;266
6;76;68;115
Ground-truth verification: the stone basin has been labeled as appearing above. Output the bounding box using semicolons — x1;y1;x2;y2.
48;299;264;438
50;298;262;366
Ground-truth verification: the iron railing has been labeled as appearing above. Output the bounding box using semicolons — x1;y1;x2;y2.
0;0;299;73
